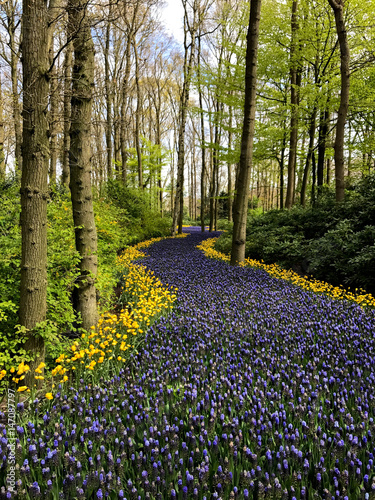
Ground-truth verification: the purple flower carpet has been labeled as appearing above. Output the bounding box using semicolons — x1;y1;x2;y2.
2;228;375;499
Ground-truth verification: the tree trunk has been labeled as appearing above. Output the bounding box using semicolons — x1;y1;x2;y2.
279;125;287;209
213;101;222;230
105;4;113;181
68;0;98;331
285;0;300;209
327;157;331;184
172;2;197;236
300;107;317;206
0;77;5;180
47;0;61;188
133;38;143;190
197;34;206;232
120;38;133;185
311;150;316;205
231;0;262;265
209;116;215;231
317;106;330;195
8;5;22;174
62;42;73;187
328;0;350;202
228;101;233;222
20;0;50;370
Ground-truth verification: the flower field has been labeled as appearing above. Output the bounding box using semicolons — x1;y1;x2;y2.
1;229;375;499
197;238;375;308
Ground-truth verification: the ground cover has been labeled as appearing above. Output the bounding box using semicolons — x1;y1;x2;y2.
1;229;375;499
198;238;375;308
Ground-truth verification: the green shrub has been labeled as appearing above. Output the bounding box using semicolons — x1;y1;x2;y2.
215;174;375;293
308;222;375;290
105;180;172;241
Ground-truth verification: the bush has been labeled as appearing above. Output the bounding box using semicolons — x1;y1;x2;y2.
215;174;375;293
106;180;172;241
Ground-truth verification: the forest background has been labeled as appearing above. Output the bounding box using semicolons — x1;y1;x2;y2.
0;0;375;376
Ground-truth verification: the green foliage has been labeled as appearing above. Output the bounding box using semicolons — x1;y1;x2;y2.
126;136;171;189
216;174;375;293
94;198;129;310
47;193;80;332
0;177;22;369
308;222;375;290
105;180;172;241
216;219;233;231
0;177;171;372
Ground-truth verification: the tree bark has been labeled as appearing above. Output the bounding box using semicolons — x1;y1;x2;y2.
47;0;61;188
7;3;22;173
279;124;287;209
317;107;329;190
62;42;73;187
120;7;138;186
231;0;262;265
300;107;317;206
0;77;5;180
105;3;113;181
328;0;350;202
20;0;50;369
197;33;206;232
68;0;98;331
133;37;143;190
227;101;233;222
172;1;198;236
285;0;300;209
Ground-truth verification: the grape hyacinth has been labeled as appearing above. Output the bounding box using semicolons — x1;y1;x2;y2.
0;228;375;498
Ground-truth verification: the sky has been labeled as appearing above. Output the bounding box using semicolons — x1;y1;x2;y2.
160;0;185;44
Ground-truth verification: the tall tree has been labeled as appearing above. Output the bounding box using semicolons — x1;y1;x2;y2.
133;35;143;189
1;0;22;172
173;0;212;235
47;0;62;187
197;31;207;231
68;0;98;331
231;0;262;264
285;0;300;209
62;41;73;187
0;76;4;180
20;0;50;369
328;0;350;202
104;1;113;181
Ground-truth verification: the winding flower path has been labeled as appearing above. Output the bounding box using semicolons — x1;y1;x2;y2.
129;227;375;499
4;229;375;499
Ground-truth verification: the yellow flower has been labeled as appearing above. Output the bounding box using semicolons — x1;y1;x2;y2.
17;386;28;392
45;393;53;400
